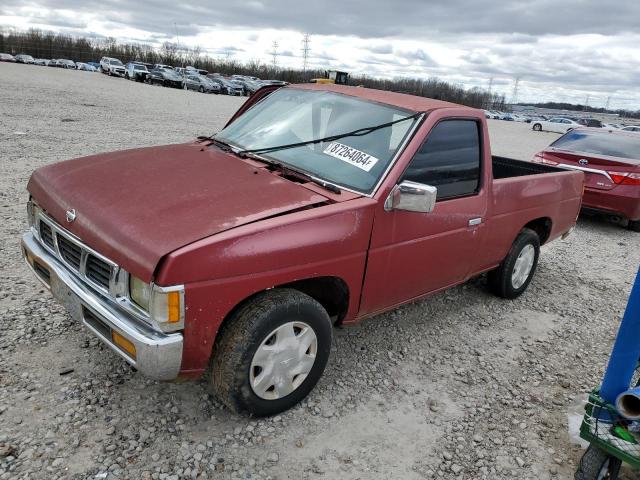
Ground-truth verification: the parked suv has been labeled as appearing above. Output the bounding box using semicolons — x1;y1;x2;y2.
100;57;126;76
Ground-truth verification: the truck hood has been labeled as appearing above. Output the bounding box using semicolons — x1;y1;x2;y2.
28;143;329;282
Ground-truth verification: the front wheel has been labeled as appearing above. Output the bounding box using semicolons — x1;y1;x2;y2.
488;228;540;299
574;445;621;480
211;289;332;416
533;123;542;131
199;86;204;93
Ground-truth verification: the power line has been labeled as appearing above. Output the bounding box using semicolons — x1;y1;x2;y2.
271;40;278;69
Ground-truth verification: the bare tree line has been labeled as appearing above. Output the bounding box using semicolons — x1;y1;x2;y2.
1;28;506;109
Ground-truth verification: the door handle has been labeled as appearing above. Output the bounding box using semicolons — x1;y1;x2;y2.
468;217;482;226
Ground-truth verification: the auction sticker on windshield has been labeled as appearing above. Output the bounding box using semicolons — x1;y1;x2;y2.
323;142;380;172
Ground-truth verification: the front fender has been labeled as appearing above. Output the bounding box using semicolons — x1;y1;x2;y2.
159;198;376;375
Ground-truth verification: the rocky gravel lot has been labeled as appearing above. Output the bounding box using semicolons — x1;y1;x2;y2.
1;63;640;479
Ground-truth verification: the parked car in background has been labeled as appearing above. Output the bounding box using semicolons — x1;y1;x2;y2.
531;117;582;133
21;84;583;416
47;59;59;67
76;62;97;72
207;77;244;95
621;126;640;133
15;54;35;64
603;123;621;130
100;57;126;76
0;53;16;62
183;74;220;93
124;62;149;82
57;59;76;69
33;58;48;66
87;61;101;70
147;66;183;88
534;128;640;231
577;118;603;128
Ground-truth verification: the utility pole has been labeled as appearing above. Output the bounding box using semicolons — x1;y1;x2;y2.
174;22;183;67
301;33;311;73
486;77;494;109
271;40;279;70
584;94;590;111
605;96;611;111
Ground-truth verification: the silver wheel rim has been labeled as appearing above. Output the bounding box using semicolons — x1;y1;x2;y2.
250;321;318;400
511;243;535;289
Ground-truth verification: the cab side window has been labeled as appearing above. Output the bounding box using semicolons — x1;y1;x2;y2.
402;120;481;200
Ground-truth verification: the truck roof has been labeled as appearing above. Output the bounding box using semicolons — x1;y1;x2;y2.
292;83;472;113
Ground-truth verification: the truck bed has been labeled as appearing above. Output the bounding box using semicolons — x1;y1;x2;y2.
492;156;560;179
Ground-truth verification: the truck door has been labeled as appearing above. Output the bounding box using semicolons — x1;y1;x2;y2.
360;119;488;315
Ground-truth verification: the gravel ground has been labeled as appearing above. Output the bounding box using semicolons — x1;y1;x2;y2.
1;63;639;480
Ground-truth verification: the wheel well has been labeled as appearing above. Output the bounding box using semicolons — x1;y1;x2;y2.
278;276;350;324
524;217;552;245
218;276;350;341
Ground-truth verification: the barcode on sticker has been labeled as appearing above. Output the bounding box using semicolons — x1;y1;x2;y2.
323;142;380;172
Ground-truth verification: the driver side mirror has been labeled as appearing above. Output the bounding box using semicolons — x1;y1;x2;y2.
384;181;437;213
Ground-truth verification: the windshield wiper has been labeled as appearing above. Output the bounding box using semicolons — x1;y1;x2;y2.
234;111;425;157
209;137;234;152
243;153;342;194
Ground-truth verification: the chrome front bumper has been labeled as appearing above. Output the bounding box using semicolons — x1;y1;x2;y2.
21;232;183;380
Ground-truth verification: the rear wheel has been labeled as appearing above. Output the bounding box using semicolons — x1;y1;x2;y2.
574;445;621;480
211;289;332;416
533;123;542;131
488;228;540;299
199;86;204;93
628;219;640;232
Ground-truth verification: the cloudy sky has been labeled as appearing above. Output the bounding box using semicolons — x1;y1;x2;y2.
1;1;639;108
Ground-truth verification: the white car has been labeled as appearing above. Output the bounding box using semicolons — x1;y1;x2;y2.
621;126;640;133
76;62;97;72
100;56;126;76
531;117;581;133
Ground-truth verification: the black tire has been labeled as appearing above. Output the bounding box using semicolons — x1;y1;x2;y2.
488;228;540;299
628;219;640;232
125;72;129;80
533;123;542;131
574;445;621;480
199;86;204;93
211;289;332;416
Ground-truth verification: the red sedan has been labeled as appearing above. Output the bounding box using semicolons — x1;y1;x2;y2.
534;128;640;231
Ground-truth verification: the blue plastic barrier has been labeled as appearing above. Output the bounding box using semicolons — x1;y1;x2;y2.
600;267;640;405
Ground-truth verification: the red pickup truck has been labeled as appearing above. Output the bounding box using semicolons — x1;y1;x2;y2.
22;84;583;415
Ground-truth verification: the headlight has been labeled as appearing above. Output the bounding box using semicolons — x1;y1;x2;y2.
129;276;184;332
130;275;151;311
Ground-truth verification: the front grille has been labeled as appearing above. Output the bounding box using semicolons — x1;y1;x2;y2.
35;211;117;293
57;235;82;269
39;222;54;249
86;254;111;289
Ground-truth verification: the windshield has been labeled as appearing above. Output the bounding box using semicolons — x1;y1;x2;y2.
551;130;640;160
216;89;419;194
133;64;147;71
110;59;123;66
